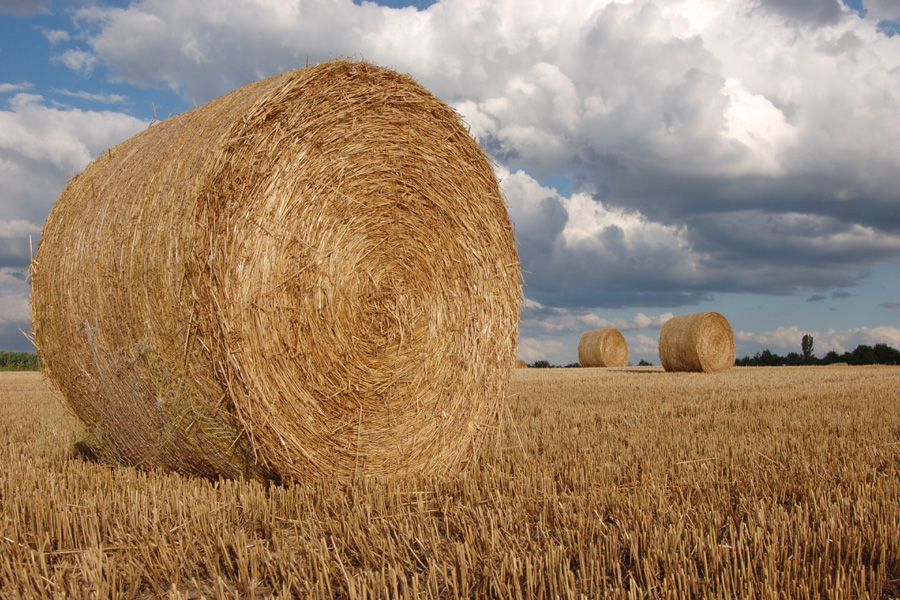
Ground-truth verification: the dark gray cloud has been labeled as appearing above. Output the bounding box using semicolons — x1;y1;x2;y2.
881;301;900;310
504;161;899;308
807;294;827;302
0;0;48;16
865;0;900;21
0;267;31;351
753;0;845;26
0;223;39;269
0;329;33;352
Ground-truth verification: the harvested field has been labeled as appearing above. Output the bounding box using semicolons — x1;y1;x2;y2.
2;367;899;599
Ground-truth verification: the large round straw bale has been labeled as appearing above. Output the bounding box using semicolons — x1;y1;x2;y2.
514;360;529;369
577;328;628;368
658;312;735;373
31;60;521;484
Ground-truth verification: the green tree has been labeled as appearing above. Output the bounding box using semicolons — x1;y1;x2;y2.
801;334;814;362
0;351;40;371
822;350;841;364
873;343;900;365
758;349;780;366
850;345;875;365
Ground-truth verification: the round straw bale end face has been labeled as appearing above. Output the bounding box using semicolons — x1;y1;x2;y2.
31;59;522;484
658;312;735;373
577;328;629;368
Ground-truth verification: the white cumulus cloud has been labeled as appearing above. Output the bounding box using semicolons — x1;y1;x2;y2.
736;325;900;355
517;337;566;363
0;267;30;332
0;93;148;273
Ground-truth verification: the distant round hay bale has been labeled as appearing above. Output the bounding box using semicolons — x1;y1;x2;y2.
577;328;629;368
658;312;735;373
514;360;529;369
31;60;521;484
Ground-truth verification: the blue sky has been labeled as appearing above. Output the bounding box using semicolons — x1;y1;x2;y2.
2;0;899;365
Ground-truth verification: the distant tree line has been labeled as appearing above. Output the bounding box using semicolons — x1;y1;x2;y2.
526;334;900;369
529;360;582;368
0;351;41;371
527;359;655;368
736;336;900;367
